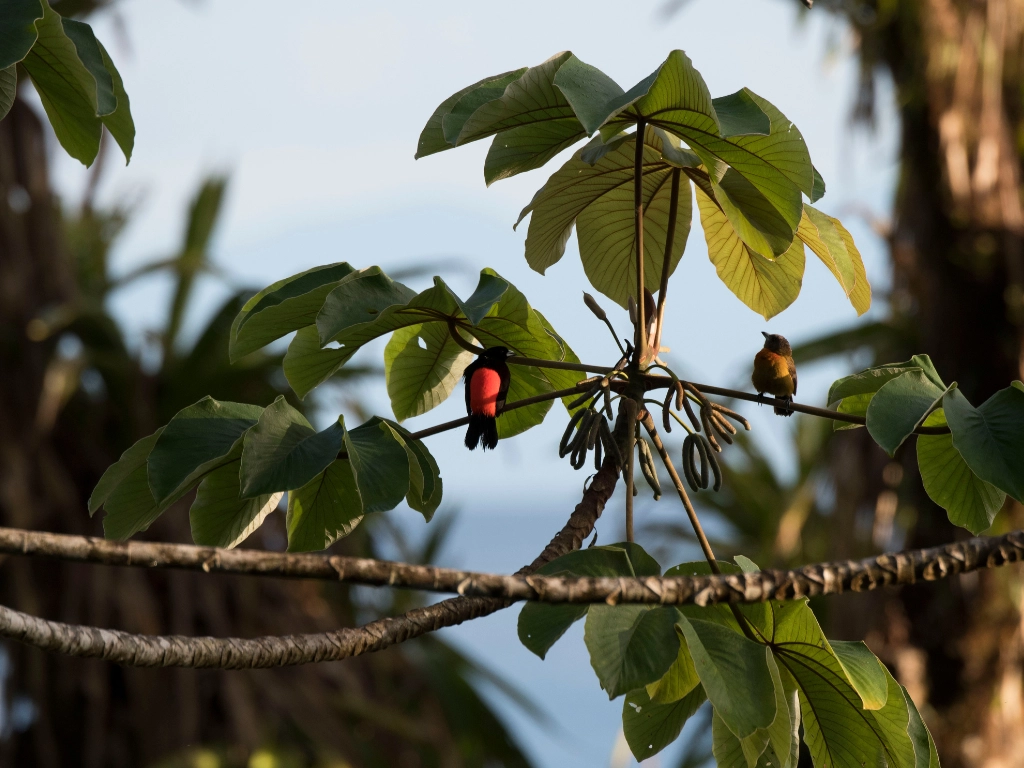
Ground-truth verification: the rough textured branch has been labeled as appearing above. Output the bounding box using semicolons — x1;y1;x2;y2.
0;453;622;668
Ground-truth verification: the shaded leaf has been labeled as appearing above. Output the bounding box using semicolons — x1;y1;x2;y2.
89;428;162;515
945;385;1024;502
229;261;356;362
585;605;681;698
282;325;357;399
286;458;362;552
190;461;282;548
517;545;638;659
865;370;950;456
385;419;443;521
623;684;706;762
0;0;44;69
918;409;1005;534
95;41;133;161
239;396;345;497
148;397;263;504
0;65;17;121
346;419;410;513
678;615;777;739
646;625;700;704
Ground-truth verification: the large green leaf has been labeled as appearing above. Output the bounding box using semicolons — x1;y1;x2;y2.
585;605;681;699
416;67;527;158
905;685;941;768
89;428;181;541
696;185;804;319
945;385;1024;503
598;54;808;235
95;41;133;161
384;419;443;521
59;19;115;116
646;625;701;704
678;615;777;739
345;419;410;513
147;397;263;504
517;544;647;659
239;396;345;497
286;458;362;552
797;205;871;316
918;409;1005;534
0;65;17;121
771;600;918;768
316;266;419;345
828;355;944;406
830;640;889;710
284;417;412;551
21;2;103;164
385;322;474;421
282;325;357;399
865;370;951;456
0;0;43;69
622;684;706;762
712;659;799;768
89;428;163;516
515;127;692;307
712;166;794;259
190;460;282;549
229;262;356;362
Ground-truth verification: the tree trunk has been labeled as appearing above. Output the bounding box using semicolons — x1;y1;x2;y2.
825;1;1024;764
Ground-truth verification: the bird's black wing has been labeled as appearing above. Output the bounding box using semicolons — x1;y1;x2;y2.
495;360;511;412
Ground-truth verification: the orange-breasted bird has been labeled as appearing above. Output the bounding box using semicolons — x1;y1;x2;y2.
752;332;797;416
463;346;512;450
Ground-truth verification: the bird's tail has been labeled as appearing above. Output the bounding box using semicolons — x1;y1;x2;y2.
465;414;499;451
774;396;794;417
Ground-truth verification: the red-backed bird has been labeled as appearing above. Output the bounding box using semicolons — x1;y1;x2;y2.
464;346;512;450
752;332;797;416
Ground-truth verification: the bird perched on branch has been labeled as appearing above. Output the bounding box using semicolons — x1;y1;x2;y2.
464;346;512;450
752;332;797;416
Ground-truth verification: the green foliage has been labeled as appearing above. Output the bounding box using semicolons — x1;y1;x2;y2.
90;397;440;552
0;0;133;164
829;357;1022;533
419;49;871;315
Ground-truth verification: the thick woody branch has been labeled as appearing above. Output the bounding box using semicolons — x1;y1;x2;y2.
0;444;623;669
0;527;1022;607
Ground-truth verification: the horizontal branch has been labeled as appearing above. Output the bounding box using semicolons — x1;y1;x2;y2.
643;376;951;435
0;526;1020;606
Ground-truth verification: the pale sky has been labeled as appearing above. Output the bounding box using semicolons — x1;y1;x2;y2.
45;1;899;765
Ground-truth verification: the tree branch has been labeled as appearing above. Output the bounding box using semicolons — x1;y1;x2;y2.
0;442;624;669
0;525;1019;612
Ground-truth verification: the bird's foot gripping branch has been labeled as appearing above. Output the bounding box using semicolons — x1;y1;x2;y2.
43;47;1024;768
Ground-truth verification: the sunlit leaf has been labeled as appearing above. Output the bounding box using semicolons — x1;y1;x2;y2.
695;185;804;319
385;322;474;421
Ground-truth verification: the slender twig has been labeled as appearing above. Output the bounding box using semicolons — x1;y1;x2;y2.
652;168;681;356
447;320;486;355
634;118;647;364
640;413;758;640
507;356;618;375
623;398;639;543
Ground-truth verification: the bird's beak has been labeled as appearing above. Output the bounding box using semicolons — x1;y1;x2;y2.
761;331;769;339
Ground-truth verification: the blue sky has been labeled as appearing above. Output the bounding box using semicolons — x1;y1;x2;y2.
47;1;900;765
